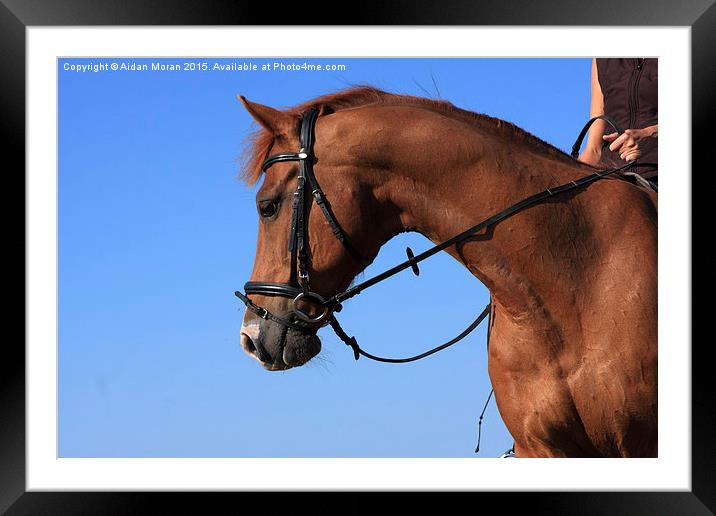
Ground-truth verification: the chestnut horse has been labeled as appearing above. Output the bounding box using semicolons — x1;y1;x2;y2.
236;87;657;458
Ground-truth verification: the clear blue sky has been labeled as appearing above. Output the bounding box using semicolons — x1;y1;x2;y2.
58;57;592;458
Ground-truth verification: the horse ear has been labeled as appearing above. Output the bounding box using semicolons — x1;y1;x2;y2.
238;96;294;134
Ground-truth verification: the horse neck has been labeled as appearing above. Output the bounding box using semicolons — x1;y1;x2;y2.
376;120;597;323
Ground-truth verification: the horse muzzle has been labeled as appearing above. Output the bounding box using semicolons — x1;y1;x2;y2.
240;316;321;370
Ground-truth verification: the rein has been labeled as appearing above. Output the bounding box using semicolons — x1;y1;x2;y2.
235;111;632;363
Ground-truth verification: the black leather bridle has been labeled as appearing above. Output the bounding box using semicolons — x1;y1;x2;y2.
234;108;369;332
235;111;634;363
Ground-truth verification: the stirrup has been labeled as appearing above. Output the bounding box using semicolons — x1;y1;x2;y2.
500;447;516;458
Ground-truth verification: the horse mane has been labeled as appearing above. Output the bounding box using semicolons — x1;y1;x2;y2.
240;86;577;185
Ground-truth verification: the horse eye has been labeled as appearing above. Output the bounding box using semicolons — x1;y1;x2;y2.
258;200;278;218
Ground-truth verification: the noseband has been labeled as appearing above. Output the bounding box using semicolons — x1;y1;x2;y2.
235;111;634;363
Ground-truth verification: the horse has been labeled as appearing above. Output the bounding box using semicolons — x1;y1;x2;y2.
235;87;658;458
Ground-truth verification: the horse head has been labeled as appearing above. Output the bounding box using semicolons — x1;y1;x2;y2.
236;95;399;370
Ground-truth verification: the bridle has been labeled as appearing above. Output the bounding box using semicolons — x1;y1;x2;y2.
235;110;634;363
234;108;369;331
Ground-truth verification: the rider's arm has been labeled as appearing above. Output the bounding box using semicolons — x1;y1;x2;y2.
578;59;606;166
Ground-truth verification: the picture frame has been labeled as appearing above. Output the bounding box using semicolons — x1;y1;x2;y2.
5;0;710;513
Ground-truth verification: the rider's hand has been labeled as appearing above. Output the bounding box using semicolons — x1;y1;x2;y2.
603;125;658;162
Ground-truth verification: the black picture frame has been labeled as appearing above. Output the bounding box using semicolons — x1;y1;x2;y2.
4;0;710;513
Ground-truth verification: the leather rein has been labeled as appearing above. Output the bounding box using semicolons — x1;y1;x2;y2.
235;111;632;363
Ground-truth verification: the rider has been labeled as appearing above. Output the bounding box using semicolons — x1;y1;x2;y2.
578;58;658;188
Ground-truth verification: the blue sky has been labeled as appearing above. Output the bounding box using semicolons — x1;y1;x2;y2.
58;57;592;457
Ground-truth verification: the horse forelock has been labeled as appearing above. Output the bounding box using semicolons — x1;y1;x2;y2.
239;85;576;185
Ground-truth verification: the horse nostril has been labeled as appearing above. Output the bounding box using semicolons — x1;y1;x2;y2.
240;331;269;363
242;333;257;354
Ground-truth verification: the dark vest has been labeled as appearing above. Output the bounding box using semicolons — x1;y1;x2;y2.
596;58;658;179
